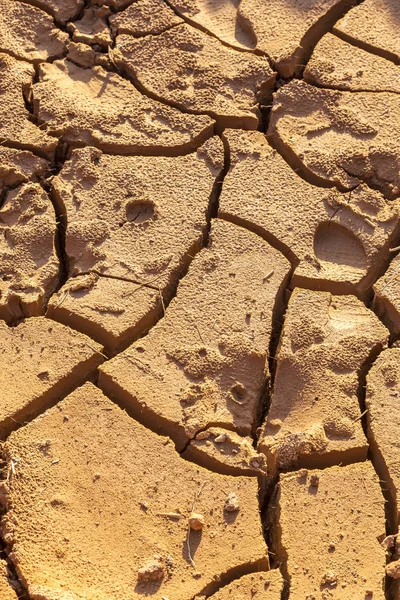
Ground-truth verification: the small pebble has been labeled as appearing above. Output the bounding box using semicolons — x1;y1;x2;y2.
137;559;164;583
188;512;205;531
386;559;400;579
224;492;240;512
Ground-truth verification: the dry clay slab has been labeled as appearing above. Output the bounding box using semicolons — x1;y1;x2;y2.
22;0;84;23
0;147;47;197
0;318;103;438
1;383;268;600
272;464;386;599
259;288;388;475
0;0;67;63
0;183;59;322
373;252;400;336
219;129;399;296
99;218;291;448
47;138;223;352
0;53;56;158
115;22;275;129
110;0;183;37
268;79;400;198
305;32;400;93
168;0;356;76
32;59;214;154
366;348;400;529
333;0;400;64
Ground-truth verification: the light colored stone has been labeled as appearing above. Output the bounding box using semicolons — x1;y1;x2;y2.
183;427;267;477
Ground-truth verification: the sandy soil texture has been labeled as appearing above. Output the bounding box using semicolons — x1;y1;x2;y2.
0;1;400;599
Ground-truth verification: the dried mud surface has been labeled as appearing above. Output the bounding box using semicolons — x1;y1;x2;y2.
1;1;400;600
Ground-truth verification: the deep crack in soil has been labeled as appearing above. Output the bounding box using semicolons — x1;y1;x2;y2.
1;0;400;599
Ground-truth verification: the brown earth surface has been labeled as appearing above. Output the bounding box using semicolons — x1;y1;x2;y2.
1;1;400;599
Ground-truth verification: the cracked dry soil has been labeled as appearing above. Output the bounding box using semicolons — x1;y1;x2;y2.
1;0;400;599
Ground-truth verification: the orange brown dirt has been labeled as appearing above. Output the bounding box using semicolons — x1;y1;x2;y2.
99;218;290;447
271;464;387;599
259;288;388;474
1;383;268;599
1;1;400;599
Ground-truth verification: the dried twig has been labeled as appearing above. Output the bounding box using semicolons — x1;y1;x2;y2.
156;512;183;520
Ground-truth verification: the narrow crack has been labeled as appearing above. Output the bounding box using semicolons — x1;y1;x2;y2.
333;27;400;66
291;0;366;78
161;0;267;60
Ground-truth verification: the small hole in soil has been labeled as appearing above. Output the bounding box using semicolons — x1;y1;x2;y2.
231;383;247;403
126;201;155;224
198;348;207;357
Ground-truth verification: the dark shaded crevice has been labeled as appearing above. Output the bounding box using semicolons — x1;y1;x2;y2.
108;50;265;132
355;340;398;600
266;128;349;191
333;27;400;66
288;0;364;79
303;75;400;95
0;540;31;599
204;132;230;240
218;211;298;270
256;284;292;447
189;557;269;599
0;507;28;600
111;20;181;40
0;138;52;162
38;125;217;158
39;141;70;300
264;480;290;599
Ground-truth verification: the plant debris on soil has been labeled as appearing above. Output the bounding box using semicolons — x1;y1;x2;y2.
0;1;400;599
